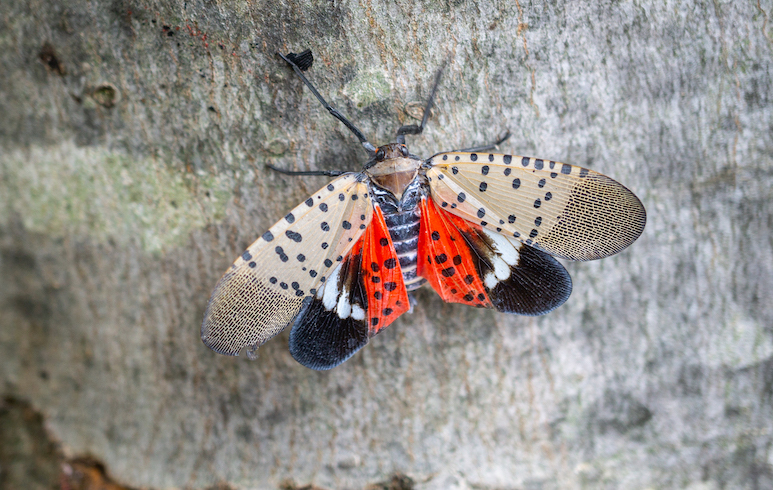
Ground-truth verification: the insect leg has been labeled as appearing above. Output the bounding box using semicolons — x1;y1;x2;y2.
265;164;346;177
278;51;377;155
396;67;444;144
453;131;512;152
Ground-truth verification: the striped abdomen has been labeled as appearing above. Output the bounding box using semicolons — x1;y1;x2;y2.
383;207;425;291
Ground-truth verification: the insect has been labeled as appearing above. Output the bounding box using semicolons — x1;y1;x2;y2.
201;50;646;370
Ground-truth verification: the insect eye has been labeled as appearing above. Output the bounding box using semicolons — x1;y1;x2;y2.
400;145;409;156
376;148;386;161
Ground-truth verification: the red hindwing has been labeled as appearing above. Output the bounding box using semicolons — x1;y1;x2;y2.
354;205;410;334
417;197;492;308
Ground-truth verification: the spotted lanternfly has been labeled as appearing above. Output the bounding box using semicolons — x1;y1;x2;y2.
201;51;647;370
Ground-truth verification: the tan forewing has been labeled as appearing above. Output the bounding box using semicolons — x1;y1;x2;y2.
201;173;373;356
426;152;646;261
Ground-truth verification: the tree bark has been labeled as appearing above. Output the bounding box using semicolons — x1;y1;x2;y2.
1;0;772;489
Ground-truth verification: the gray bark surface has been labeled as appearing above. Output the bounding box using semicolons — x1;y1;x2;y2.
1;0;772;489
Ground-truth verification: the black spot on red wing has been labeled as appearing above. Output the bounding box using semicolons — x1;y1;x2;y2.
372;276;380;283
285;213;295;223
319;203;329;212
453;255;462;265
371;262;380;272
451;288;458;294
463;293;474;301
262;231;274;242
477;293;486;301
374;291;382;299
384;281;397;291
431;231;440;241
464;275;474;284
305;197;314;206
371;317;379;326
383;308;393;316
441;267;456;277
380;237;389;246
435;253;448;264
383;258;397;269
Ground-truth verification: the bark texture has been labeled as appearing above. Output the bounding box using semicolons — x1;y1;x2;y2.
1;0;772;489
